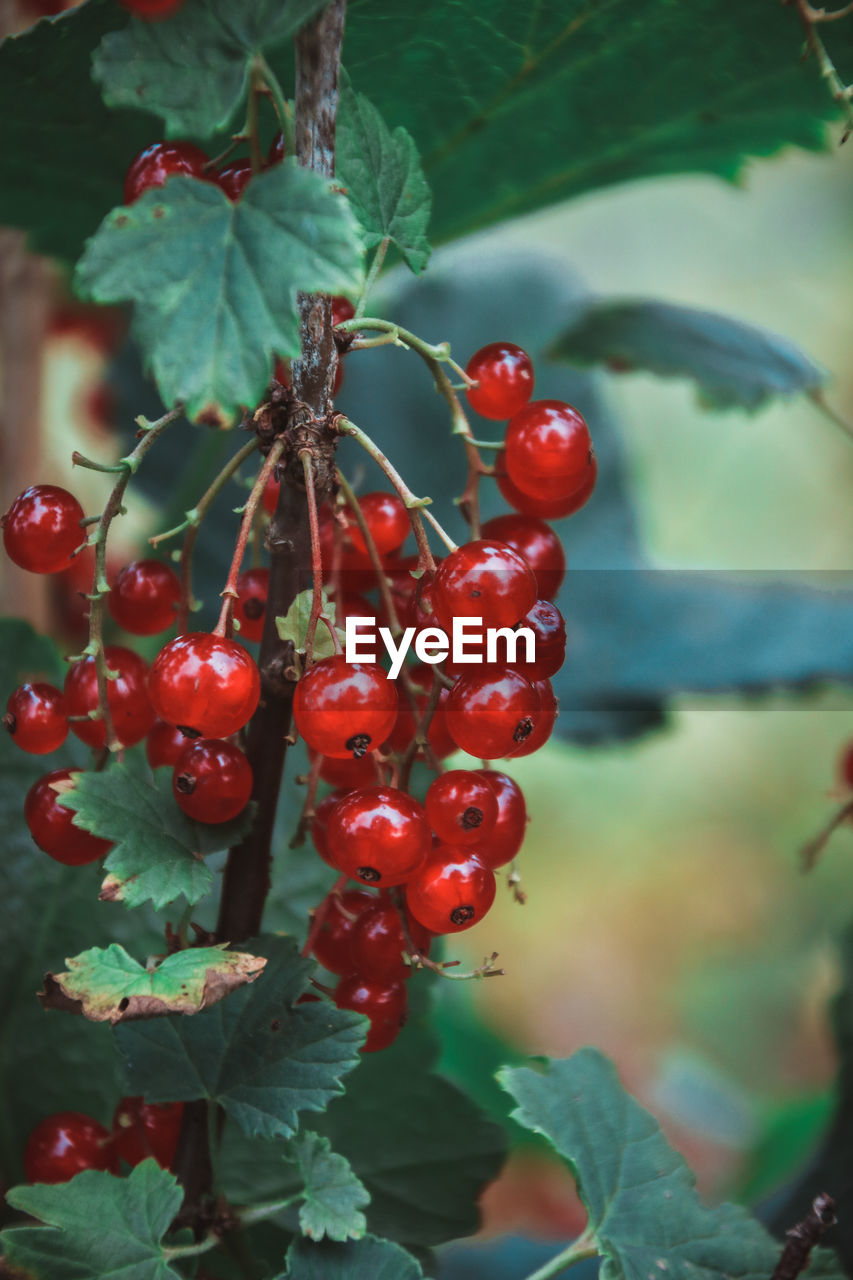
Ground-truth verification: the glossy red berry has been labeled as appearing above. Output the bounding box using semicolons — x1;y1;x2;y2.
432;539;537;632
350;900;432;982
112;1098;183;1169
268;132;286;165
326;786;431;886
480;514;565;601
216;159;253;202
344;492;409;558
234;567;269;643
120;0;186;17
25;1112;118;1184
510;600;567;681
64;645;154;749
293;656;398;760
445;670;540;759
173;738;253;824
312;889;375;975
109;559;180;635
406;846;496;934
335;974;407;1053
496;449;597;519
425;770;499;846
505;400;592;497
465;342;534;420
3;485;84;575
4;683;67;754
331;296;356;327
149;633;261;739
146;720;191;769
24;769;113;866
310;789;348;866
471;770;527;868
123;141;208;204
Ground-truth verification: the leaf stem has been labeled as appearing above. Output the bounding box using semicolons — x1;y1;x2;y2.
355;237;389;319
522;1234;599;1280
162;1231;219;1261
237;1194;301;1227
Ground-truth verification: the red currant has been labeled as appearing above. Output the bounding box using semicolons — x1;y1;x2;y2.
331;296;356;327
123;141;208;204
496;449;597;519
425;770;499;846
172;738;253;824
292;656;398;760
507;679;558;758
510;600;566;681
432;539;537;632
310;789;348;866
4;683;68;754
841;741;853;790
325;785;431;886
234;567;269;643
335;974;407;1053
120;0;186;17
465;342;534;420
471;770;527;868
109;559;180;636
3;485;84;575
310;747;378;789
350;900;432;982
445;670;540;759
344;492;409;558
24;770;112;866
216;159;253;202
64;645;155;749
25;1112;118;1184
145;720;190;770
406;846;496;934
268;132;286;165
480;514;565;601
148;633;261;739
112;1098;183;1169
505;400;592;497
312;889;375;975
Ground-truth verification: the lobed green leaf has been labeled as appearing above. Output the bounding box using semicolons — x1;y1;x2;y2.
292;1131;370;1242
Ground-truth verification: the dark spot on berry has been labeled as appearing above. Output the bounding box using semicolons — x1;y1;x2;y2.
460;805;484;830
346;732;371;758
450;905;475;926
357;866;381;883
244;598;265;621
175;772;196;795
118;997;130;1012
513;717;534;743
2;712;16;736
469;589;482;598
177;724;201;738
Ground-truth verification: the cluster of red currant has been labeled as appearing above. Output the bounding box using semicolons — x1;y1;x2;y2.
23;1098;183;1185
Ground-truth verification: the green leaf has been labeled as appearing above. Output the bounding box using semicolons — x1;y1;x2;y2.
40;942;267;1024
499;1048;845;1280
292;1132;369;1242
93;0;326;138
60;761;253;910
279;1235;423;1280
337;77;431;273
548;299;828;411
75;164;364;424
276;587;342;660
116;936;366;1140
2;1160;184;1280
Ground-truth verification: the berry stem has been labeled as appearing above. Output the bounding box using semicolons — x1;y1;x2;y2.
300;450;341;660
214;438;286;640
247;61;265;174
289;752;323;849
257;53;295;156
800;795;853;870
399;672;444;791
785;0;853;138
390;890;505;981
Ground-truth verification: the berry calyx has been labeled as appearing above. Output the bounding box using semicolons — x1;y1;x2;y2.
505;400;592;496
325;785;431;886
471;770;527;868
445;670;541;759
108;559;180;635
465;342;534;420
146;720;191;770
425;770;499;847
25;1112;118;1184
4;683;68;754
496;449;597;519
350;900;432;982
123;141;208;204
507;678;558;757
64;645;155;749
432;539;537;632
234;567;269;643
406;846;496;934
334;973;408;1053
112;1098;183;1169
24;769;112;866
148;633;261;739
3;485;84;575
312;889;375;975
172;738;253;824
480;513;566;601
292;656;398;760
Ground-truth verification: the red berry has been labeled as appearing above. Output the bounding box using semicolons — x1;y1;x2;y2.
112;1098;183;1169
471;771;527;867
25;769;112;866
25;1112;118;1184
262;472;280;514
496;449;597;519
510;600;566;681
310;748;378;789
841;741;853;790
335;974;407;1053
4;683;67;754
109;560;180;636
293;656;398;760
234;567;269;643
425;770;499;846
64;645;154;749
216;159;253;202
172;738;253;824
344;492;409;558
268;132;286;165
465;342;534;420
123;141;208;204
507;679;558;758
331;296;356;327
3;485;84;575
312;889;375;975
121;0;185;16
445;670;540;759
406;846;496;934
432;539;537;632
325;786;431;886
148;633;260;739
310;789;348;866
146;720;190;770
350;900;432;982
480;514;566;601
505;400;592;496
